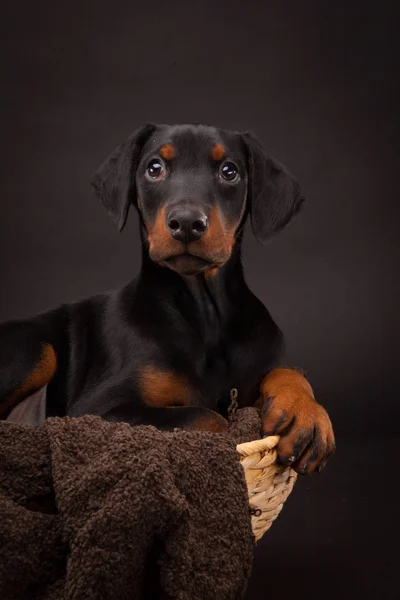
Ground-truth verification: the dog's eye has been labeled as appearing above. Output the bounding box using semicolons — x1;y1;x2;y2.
145;159;166;181
220;161;239;183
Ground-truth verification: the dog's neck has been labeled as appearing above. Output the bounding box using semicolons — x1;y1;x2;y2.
135;238;249;339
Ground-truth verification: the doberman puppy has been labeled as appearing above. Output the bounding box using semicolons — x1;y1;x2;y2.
0;123;335;475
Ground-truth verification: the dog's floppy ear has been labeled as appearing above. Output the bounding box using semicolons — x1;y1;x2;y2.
242;132;305;244
91;123;156;231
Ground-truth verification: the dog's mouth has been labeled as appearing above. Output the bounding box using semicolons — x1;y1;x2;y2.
161;253;216;275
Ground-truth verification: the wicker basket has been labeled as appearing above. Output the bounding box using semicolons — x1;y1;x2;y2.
236;435;297;542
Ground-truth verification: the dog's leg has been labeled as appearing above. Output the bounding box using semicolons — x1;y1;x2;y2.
255;368;335;475
0;318;58;419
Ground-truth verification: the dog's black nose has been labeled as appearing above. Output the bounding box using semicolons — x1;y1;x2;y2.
167;208;208;243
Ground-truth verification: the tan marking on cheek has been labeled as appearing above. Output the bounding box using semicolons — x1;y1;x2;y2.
196;206;235;262
139;366;193;407
211;144;225;161
1;344;57;417
147;205;168;248
147;205;182;260
160;144;176;160
206;207;225;239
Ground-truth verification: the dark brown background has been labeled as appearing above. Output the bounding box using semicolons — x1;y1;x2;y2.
1;1;398;597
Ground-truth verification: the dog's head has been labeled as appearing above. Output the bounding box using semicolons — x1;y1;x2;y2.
92;123;304;276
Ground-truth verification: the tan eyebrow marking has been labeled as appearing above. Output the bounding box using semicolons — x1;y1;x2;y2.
160;144;176;160
211;144;225;161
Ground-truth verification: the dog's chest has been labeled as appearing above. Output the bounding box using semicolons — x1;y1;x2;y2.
128;282;277;412
138;330;253;412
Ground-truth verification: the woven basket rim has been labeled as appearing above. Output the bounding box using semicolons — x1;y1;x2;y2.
236;434;297;542
236;434;280;456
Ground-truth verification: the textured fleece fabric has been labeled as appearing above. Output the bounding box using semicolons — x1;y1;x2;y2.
0;407;261;600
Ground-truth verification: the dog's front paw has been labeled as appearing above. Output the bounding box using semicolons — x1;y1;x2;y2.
260;388;335;475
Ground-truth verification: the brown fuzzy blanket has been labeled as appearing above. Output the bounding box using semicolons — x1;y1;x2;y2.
0;408;261;600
